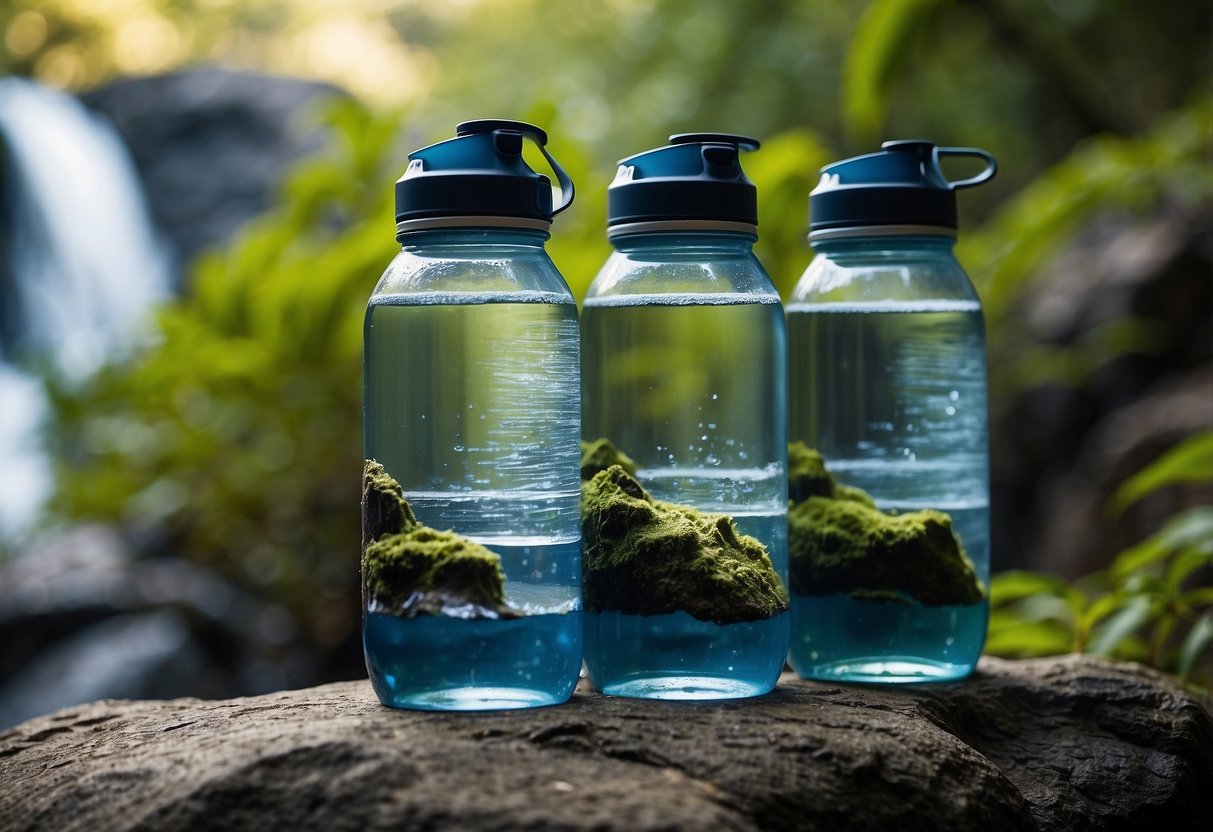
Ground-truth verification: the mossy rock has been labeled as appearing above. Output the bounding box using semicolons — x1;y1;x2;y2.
362;459;419;547
582;465;788;625
787;446;985;606
361;460;509;618
788;440;875;507
363;527;509;618
580;438;637;481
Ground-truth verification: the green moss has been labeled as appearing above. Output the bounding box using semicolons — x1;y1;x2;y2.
582;465;788;624
787;448;985;606
361;460;508;618
362;459;418;548
788;440;875;507
580;438;637;480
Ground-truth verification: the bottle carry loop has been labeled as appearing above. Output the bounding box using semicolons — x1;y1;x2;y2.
933;146;998;190
809;140;998;235
455;119;576;216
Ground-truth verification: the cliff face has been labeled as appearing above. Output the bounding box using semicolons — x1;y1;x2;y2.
2;655;1209;831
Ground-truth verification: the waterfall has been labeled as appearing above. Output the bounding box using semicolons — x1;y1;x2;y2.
0;78;174;539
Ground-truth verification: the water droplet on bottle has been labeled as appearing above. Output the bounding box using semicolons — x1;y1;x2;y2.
950;390;960;401
945;406;956;416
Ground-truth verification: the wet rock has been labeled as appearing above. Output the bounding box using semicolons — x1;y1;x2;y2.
582;465;787;624
1;655;1208;831
580;437;637;481
787;443;983;606
0;525;275;729
0;610;201;729
789;498;984;605
787;440;873;506
361;460;509;619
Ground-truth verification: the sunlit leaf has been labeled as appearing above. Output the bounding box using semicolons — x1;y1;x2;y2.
1176;614;1213;681
1179;587;1213;608
1113;507;1213;580
1080;591;1125;631
1110;431;1213;514
841;0;951;143
1089;597;1155;657
1166;548;1212;593
984;619;1073;658
989;570;1070;604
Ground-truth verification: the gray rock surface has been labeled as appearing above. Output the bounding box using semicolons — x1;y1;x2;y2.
2;655;1209;831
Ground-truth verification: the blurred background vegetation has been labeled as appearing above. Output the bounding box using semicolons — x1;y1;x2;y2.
1;0;1210;691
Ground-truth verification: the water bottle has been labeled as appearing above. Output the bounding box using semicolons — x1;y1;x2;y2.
362;120;582;710
786;140;997;683
581;133;789;700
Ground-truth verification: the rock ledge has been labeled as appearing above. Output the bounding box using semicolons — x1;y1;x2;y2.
1;655;1210;831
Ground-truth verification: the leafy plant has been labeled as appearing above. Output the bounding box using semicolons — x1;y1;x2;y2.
26;0;1212;692
986;434;1213;687
41;98;405;672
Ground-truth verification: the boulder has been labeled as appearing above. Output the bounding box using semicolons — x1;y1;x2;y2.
2;655;1209;831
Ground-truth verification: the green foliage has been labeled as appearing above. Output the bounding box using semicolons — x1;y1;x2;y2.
1110;431;1213;515
987;442;1213;688
746;129;833;297
25;0;1213;684
959;98;1213;329
842;0;951;144
42;98;405;657
955;97;1213;401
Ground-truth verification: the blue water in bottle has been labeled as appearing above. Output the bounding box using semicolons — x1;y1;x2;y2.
787;141;997;684
581;134;789;700
362;121;582;710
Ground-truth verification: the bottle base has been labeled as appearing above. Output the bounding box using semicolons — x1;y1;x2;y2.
375;685;567;712
798;656;975;685
584;609;788;701
598;675;772;701
363;609;582;712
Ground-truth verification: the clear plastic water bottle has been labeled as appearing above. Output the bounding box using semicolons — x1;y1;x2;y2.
581;133;790;700
787;140;997;683
362;120;582;710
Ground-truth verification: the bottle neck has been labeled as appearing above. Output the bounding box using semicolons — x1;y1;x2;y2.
609;230;757;258
397;227;550;255
810;234;957;260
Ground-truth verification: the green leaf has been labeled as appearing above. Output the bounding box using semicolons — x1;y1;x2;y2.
1110;431;1213;514
1113;507;1213;580
841;0;951;143
984;618;1073;658
1179;586;1213;608
1176;614;1213;680
1089;597;1155;657
989;570;1071;604
1080;591;1126;631
1166;548;1212;593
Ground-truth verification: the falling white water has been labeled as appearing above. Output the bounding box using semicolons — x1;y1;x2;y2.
0;78;174;539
